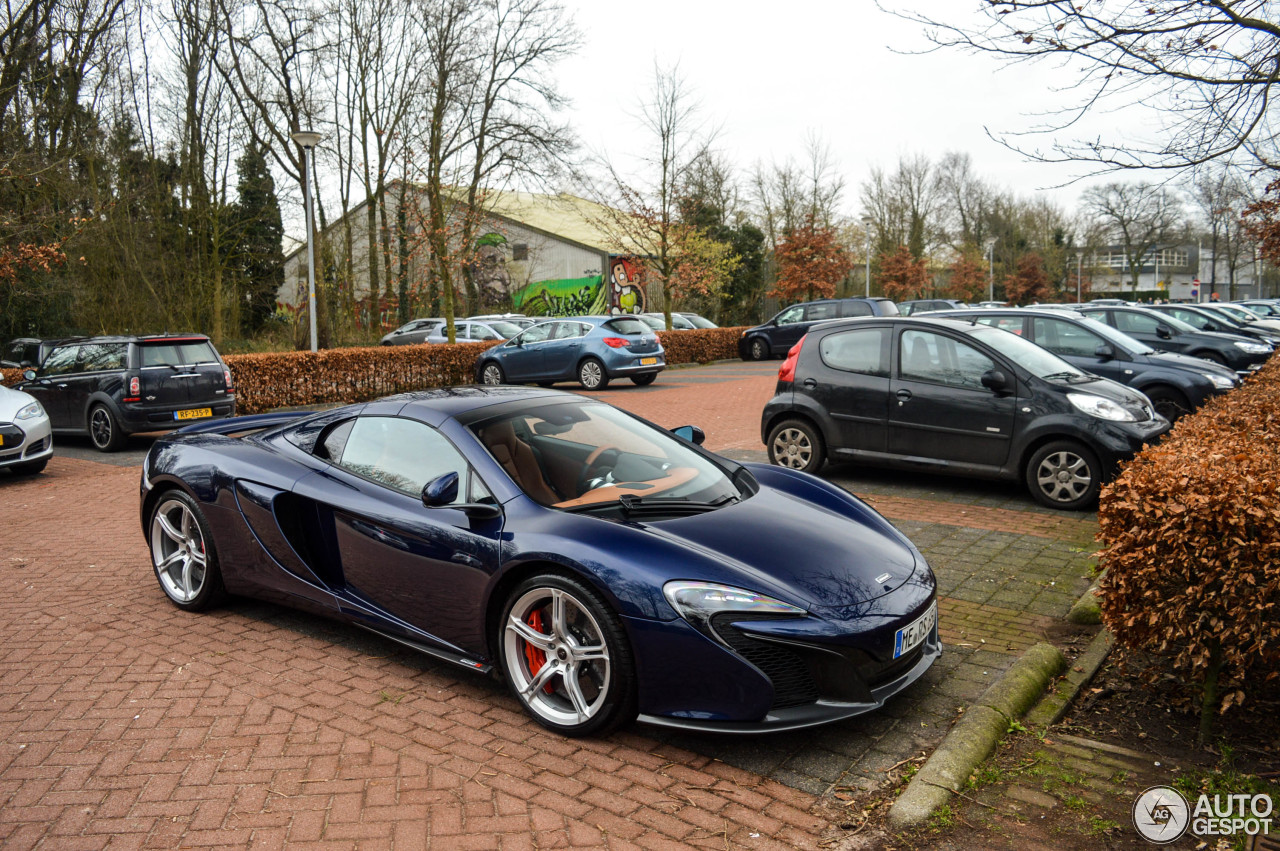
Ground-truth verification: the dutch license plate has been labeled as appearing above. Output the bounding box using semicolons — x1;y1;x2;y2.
640;357;657;366
175;408;212;421
0;434;4;446
894;601;937;659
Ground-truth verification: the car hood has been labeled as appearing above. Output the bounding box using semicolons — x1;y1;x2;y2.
634;487;920;611
0;385;39;420
1145;349;1237;378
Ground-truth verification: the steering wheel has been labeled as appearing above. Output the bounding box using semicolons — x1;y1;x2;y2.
579;446;622;494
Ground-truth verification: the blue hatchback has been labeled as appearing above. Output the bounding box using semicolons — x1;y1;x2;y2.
475;316;665;390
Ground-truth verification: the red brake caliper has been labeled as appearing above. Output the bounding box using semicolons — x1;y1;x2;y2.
523;610;556;693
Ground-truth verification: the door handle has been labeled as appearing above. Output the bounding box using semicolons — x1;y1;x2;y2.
896;389;912;400
802;378;817;389
451;552;482;568
56;383;67;389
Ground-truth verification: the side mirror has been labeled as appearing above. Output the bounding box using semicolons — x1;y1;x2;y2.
1093;343;1115;361
672;425;706;445
22;369;36;381
980;369;1014;396
421;471;502;520
1156;326;1173;340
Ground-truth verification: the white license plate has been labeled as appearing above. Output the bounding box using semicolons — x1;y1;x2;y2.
175;408;212;421
639;357;658;366
894;601;937;659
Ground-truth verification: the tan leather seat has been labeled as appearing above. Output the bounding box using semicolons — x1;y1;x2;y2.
481;420;560;504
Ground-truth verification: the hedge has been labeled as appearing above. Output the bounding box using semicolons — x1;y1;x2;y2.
0;327;749;412
1096;359;1280;742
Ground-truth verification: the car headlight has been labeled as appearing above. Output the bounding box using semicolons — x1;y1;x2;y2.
1234;340;1272;354
1202;372;1237;390
663;581;805;632
15;401;44;420
1067;393;1137;422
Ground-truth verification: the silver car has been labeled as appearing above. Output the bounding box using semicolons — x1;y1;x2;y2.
0;384;53;475
380;318;444;346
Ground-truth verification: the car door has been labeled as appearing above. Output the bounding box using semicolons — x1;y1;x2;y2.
767;305;808;351
314;415;504;654
23;344;80;428
1028;316;1131;383
889;327;1016;469
542;321;590;377
1107;310;1191;354
810;325;891;453
495;321;555;381
63;342;126;427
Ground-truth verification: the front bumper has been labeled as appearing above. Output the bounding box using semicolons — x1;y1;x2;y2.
1092;416;1171;477
0;415;53;469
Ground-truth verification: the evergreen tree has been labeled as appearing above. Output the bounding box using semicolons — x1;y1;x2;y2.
234;144;285;332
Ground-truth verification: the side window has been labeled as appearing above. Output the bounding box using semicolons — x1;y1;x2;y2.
473;325;501;341
316;419;355;461
41;345;80;376
516;323;555;344
806;303;839;322
79;343;126;371
336;417;471;500
1170;309;1208;329
776;305;805;326
841;301;872;317
552;322;587;340
898;330;994;390
1113;311;1160;335
819;328;888;376
1032;318;1101;357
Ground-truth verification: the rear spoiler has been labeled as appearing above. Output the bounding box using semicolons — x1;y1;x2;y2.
176;410;310;436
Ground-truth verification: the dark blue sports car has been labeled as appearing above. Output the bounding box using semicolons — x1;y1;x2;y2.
140;387;939;736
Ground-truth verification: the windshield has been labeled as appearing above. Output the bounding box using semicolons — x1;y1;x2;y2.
487;321;524;338
1154;312;1200;334
967;325;1086;379
470;399;742;512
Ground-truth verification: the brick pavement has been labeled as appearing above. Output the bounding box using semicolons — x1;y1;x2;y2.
0;361;1104;848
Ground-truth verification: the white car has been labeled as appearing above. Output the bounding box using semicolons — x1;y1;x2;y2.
0;384;53;475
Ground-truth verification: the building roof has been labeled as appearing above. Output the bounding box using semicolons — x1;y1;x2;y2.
477;189;640;254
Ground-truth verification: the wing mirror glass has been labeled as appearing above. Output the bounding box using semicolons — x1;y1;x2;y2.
1094;343;1115;361
672;425;706;445
422;471;502;520
1156;325;1173;340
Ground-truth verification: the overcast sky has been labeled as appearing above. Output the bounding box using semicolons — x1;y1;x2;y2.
553;0;1118;218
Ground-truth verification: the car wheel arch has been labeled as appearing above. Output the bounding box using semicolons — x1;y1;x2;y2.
84;391;124;432
762;408;827;452
140;478;200;539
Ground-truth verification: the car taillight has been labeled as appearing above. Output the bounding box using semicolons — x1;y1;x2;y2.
224;368;234;390
123;376;141;402
602;337;629;348
778;336;806;384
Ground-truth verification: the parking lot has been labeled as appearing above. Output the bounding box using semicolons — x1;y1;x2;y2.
0;360;1100;849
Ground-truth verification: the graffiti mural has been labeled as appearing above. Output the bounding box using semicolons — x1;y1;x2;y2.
608;257;646;315
472;233;513;309
512;275;607;316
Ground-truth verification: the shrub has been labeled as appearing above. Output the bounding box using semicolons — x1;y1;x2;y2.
1096;360;1280;743
2;367;21;387
655;327;746;364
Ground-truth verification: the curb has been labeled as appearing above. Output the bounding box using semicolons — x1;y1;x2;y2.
1067;578;1103;625
1024;628;1114;729
887;642;1066;831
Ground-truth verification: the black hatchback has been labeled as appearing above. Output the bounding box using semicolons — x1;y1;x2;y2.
739;297;899;361
934;308;1239;420
18;335;236;451
1078;305;1272;375
760;316;1170;510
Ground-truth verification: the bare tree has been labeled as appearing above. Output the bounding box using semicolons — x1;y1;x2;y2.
1081;182;1185;293
895;1;1280;172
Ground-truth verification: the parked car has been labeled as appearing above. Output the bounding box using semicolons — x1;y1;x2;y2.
475;316;664;390
935;308;1239;420
2;336;82;369
1079;305;1272;375
1237;300;1280;319
0;384;53;475
638;312;697;331
380;318;444;346
679;313;718;329
1147;303;1280;346
467;313;537;331
897;299;969;316
140;388;940;735
17;335;236;452
1200;302;1280;337
760;316;1170;510
425;319;525;343
739;297;900;361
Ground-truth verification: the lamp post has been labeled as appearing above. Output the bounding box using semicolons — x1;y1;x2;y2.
291;130;323;352
861;215;873;297
1076;251;1083;303
984;237;997;302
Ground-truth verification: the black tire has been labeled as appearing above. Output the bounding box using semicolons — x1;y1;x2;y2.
630;373;657;386
496;572;637;737
88;404;125;452
577;358;610;390
1143;386;1190;422
480;361;505;386
147;489;228;611
537;381;556;388
10;457;48;475
766;418;826;474
748;337;770;361
1024;440;1101;511
1195;350;1228;367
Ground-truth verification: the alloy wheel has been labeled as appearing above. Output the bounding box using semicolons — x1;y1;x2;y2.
1034;449;1092;504
150;498;209;604
771;427;812;469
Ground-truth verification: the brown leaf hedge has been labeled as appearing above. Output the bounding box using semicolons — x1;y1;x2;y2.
1097;358;1280;712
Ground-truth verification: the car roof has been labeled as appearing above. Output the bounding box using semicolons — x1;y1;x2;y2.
388;385;586;422
941;307;1088;320
47;334;211;346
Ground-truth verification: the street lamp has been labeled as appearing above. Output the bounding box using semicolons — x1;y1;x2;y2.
1076;251;1083;303
861;215;873;297
984;237;997;302
291;130;323;353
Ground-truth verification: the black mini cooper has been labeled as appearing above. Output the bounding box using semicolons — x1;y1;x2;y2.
760;316;1170;510
18;335;236;451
